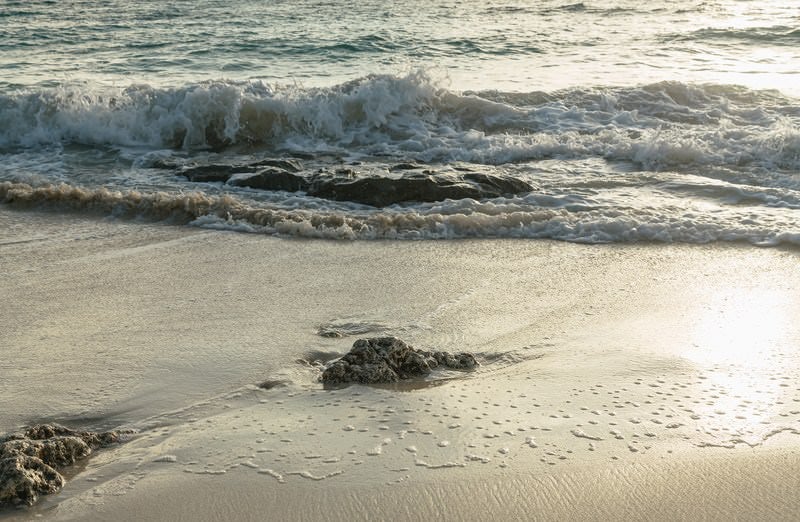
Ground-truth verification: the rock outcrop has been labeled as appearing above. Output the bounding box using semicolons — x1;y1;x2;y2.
321;337;478;385
163;159;534;206
0;424;126;507
308;171;533;207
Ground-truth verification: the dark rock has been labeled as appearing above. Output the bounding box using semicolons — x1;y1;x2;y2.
308;174;477;207
462;172;534;195
227;168;310;192
0;424;126;507
320;337;478;385
249;158;304;173
308;172;533;207
177;158;305;183
432;351;479;370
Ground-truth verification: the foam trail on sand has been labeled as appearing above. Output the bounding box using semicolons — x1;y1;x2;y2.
2;181;799;246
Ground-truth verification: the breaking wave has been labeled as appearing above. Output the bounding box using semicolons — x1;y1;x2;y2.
1;73;799;171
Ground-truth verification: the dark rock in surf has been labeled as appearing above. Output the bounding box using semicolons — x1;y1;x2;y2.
248;158;304;173
176;158;305;183
462;172;533;195
227;168;310;192
307;172;533;207
321;337;478;385
389;163;425;171
0;424;127;507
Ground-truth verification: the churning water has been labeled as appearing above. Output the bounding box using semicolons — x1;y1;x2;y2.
1;0;799;244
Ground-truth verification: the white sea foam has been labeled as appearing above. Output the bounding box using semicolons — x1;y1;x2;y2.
1;72;797;248
2;181;799;246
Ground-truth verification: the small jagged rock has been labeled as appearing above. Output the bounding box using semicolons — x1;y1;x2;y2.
461;172;534;195
2;437;92;468
321;337;478;385
0;455;64;508
22;424;122;447
0;424;126;507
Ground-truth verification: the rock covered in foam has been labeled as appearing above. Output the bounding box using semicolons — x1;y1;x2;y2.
0;424;126;507
321;337;478;385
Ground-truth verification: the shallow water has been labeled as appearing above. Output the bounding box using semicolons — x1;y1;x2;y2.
1;0;798;245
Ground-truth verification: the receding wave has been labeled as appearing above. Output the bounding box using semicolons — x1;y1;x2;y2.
1;73;798;171
2;181;798;246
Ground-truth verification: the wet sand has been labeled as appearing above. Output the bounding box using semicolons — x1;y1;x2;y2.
2;209;800;520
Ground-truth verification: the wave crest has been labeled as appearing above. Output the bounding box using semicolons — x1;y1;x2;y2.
1;73;798;171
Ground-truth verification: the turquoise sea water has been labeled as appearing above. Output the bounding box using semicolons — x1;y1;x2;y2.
1;0;799;243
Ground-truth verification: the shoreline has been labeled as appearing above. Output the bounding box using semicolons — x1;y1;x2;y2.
3;208;800;520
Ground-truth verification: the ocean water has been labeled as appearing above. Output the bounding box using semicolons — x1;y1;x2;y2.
1;0;799;244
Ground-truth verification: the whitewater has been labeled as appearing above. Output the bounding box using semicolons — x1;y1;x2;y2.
1;0;799;245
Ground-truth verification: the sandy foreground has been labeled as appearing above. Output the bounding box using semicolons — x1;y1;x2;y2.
1;208;800;521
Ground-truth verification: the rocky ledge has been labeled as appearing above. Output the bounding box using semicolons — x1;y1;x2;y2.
321;337;478;385
164;160;534;207
0;424;127;508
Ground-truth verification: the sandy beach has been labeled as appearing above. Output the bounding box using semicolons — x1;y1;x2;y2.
4;0;800;519
2;208;800;520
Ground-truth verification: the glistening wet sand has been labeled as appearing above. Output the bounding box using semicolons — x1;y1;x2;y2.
2;209;800;520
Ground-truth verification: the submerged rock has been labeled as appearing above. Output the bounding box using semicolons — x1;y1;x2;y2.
0;424;126;507
321;337;478;385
